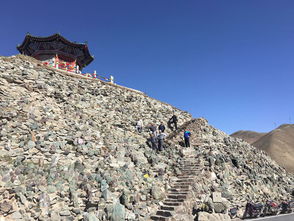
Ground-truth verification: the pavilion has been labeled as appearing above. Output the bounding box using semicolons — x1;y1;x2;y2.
17;33;94;72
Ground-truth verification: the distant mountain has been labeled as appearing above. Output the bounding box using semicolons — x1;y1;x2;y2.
230;130;266;144
252;124;294;173
231;124;294;173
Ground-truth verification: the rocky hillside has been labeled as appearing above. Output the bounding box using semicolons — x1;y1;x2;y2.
0;55;293;221
230;130;266;144
0;55;192;220
169;119;293;201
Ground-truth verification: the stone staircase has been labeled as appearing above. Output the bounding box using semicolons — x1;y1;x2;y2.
150;147;202;221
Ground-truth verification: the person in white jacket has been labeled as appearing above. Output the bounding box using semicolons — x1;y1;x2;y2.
136;119;143;133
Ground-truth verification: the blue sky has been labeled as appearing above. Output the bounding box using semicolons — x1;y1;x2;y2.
1;0;293;134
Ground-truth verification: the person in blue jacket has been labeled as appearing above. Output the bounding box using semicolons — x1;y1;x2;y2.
184;130;191;147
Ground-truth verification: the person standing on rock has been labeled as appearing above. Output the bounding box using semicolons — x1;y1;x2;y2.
157;132;167;151
170;114;178;130
149;133;158;150
158;122;165;133
184;130;191;147
136;119;143;133
149;124;157;136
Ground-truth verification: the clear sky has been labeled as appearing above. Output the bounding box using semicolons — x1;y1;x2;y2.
1;0;293;134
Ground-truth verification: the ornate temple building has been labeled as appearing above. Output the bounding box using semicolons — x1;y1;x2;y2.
17;33;94;72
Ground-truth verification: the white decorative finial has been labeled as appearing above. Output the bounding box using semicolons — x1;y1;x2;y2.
110;75;114;83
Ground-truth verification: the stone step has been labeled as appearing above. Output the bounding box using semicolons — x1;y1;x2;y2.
168;188;189;193
180;161;199;163
175;179;194;182
167;194;187;200
179;167;199;170
181;170;198;173
180;165;200;167
176;177;193;180
181;170;200;172
180;167;200;169
182;161;200;163
177;175;195;178
164;198;185;203
150;215;168;221
180;167;199;170
174;180;194;183
180;170;199;174
180;163;200;166
182;159;199;161
156;210;173;217
163;201;181;206
150;155;201;220
180;173;197;176
180;172;199;175
168;191;189;195
176;175;193;178
168;188;189;192
171;186;191;190
174;182;193;185
176;178;193;181
160;206;175;211
172;182;193;186
171;185;190;189
179;161;200;166
180;171;198;174
173;180;191;185
167;192;188;195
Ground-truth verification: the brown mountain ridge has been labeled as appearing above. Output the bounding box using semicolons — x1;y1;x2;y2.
231;124;294;173
230;130;266;144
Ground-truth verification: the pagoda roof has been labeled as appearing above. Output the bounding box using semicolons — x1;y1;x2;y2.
17;33;94;68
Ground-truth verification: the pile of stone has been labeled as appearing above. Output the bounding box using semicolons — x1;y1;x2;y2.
169;118;294;219
0;55;293;221
0;55;192;220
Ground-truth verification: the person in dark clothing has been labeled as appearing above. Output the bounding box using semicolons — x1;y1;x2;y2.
149;124;158;137
149;124;157;133
184;130;191;147
149;134;158;150
158;122;165;133
171;114;178;130
167;118;173;130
